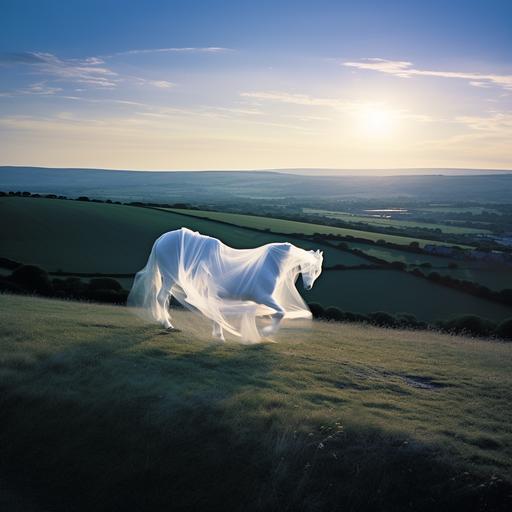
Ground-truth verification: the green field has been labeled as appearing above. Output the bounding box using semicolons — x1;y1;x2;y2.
0;294;511;511
444;268;512;292
344;240;461;266
418;206;501;215
305;269;512;322
0;197;367;273
165;208;457;247
303;208;491;235
339;242;512;291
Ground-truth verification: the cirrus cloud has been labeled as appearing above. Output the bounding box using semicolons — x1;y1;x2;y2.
344;58;512;90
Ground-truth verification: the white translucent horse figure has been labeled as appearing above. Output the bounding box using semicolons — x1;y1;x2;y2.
128;228;323;342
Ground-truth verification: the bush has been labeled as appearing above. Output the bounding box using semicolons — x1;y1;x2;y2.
10;265;52;294
496;318;512;340
86;289;128;304
324;307;344;321
307;302;324;319
368;312;398;328
441;315;496;337
52;277;88;298
88;278;122;291
0;277;27;294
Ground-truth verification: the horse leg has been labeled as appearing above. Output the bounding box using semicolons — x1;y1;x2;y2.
260;297;285;336
212;321;225;342
157;275;175;329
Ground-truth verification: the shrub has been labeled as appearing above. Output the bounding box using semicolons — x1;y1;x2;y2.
10;265;52;294
52;277;88;297
368;312;398;328
496;318;512;340
85;288;128;304
307;302;324;319
498;289;512;306
0;277;27;294
324;307;344;321
441;315;496;337
88;278;122;291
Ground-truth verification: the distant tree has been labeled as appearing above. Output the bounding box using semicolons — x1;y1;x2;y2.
85;288;128;304
10;265;52;294
307;303;324;319
496;318;512;340
324;307;344;321
420;262;432;268
77;196;90;202
442;315;496;337
498;289;512;306
88;278;122;291
368;312;398;328
409;241;420;249
428;272;441;282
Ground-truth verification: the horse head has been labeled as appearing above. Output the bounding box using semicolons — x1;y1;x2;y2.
301;249;323;290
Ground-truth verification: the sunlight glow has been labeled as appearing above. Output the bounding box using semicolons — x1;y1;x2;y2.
357;107;397;138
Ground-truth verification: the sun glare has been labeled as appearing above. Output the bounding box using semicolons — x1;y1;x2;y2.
357;107;396;138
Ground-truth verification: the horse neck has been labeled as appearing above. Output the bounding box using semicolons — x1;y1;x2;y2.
288;245;314;269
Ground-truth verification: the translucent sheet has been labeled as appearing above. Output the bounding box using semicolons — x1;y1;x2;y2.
128;228;323;342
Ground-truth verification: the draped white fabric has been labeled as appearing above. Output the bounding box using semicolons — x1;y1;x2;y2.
128;228;323;342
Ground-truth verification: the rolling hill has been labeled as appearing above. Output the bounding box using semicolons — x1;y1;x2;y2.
1;196;511;323
0;294;510;512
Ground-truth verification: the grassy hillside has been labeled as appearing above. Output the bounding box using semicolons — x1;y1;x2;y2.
0;294;511;512
0;197;366;272
164;208;463;247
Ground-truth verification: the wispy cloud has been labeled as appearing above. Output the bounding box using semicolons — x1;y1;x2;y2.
456;111;512;132
343;58;512;90
240;91;351;109
107;47;233;57
240;90;434;123
0;51;119;88
133;78;175;89
20;82;64;95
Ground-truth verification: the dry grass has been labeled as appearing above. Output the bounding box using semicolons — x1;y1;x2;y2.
0;293;511;511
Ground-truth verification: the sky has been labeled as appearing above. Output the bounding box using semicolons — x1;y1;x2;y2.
1;0;511;171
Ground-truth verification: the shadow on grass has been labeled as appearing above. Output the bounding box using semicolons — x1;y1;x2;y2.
0;331;510;512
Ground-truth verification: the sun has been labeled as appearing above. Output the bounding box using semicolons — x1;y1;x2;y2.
357;106;396;138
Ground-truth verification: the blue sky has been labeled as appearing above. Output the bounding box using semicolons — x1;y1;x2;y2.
1;0;511;170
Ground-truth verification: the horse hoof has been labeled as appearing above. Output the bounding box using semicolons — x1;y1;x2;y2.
166;327;181;333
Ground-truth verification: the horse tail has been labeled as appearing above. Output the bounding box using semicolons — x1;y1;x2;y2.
127;236;166;324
